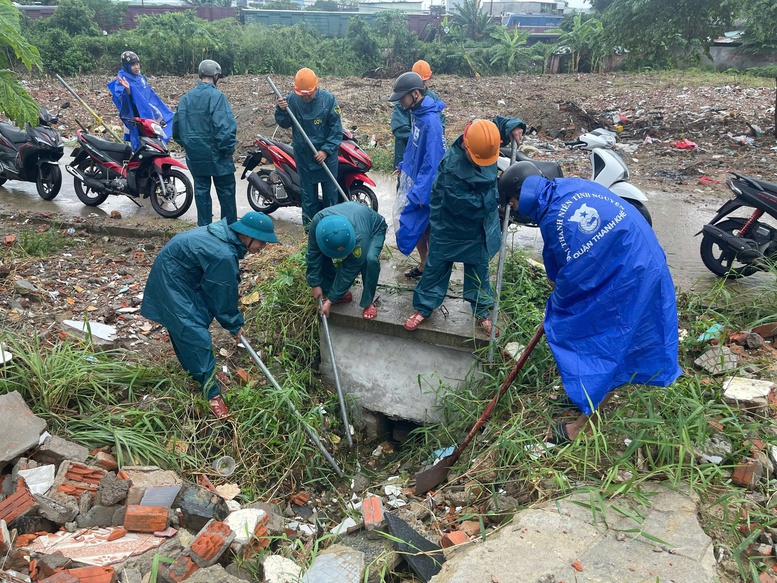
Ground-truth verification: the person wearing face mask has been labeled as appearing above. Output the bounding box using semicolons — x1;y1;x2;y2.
275;68;343;230
108;51;173;150
172;59;238;227
388;71;446;280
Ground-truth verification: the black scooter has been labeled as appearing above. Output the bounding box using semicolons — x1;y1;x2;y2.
698;172;777;278
0;102;69;200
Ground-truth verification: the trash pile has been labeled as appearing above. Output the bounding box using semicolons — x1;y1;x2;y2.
0;390;529;583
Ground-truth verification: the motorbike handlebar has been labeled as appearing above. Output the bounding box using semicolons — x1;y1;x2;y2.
564;140;584;147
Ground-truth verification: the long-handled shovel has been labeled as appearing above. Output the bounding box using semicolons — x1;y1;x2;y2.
55;74;124;143
266;76;349;204
318;298;353;449
487;139;519;363
414;322;545;495
239;333;344;478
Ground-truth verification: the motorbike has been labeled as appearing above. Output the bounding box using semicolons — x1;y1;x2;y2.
498;128;652;226
66;117;193;219
0;102;69;200
241;129;378;214
698;172;777;278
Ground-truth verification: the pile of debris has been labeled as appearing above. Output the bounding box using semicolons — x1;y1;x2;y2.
0;391;525;583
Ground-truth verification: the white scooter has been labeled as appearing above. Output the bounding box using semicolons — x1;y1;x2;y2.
498;128;651;225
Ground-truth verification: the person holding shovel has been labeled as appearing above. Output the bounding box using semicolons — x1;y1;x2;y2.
498;162;682;444
387;71;446;280
141;212;278;419
275;68;343;230
306;201;387;321
108;51;174;151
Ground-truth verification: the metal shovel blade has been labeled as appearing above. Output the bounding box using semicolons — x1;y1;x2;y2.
414;323;545;495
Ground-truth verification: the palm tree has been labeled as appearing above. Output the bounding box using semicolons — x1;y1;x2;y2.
452;0;494;41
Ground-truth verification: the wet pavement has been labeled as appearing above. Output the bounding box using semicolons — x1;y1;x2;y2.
0;151;773;293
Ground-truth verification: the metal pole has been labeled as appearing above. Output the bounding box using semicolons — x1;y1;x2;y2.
240;334;344;478
266;76;349;204
488;139;519;363
318;298;353;449
54;74;123;143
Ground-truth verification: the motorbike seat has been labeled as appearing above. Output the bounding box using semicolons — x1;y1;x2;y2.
271;140;294;158
84;134;132;159
0;122;29;145
749;177;777;196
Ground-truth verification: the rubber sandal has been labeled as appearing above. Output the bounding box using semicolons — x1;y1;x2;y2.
404;266;424;279
363;303;377;320
209;395;230;420
331;291;353;305
547;422;572;445
477;317;499;337
404;312;427;331
548;394;580;411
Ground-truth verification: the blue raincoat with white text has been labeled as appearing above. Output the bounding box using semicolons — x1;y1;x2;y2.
519;176;681;415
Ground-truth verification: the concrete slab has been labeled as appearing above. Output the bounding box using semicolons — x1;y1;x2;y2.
429;483;718;583
321;262;493;423
0;391;47;466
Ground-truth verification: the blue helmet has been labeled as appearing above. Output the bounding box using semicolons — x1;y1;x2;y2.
316;215;355;259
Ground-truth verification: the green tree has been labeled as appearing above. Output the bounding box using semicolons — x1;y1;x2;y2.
451;0;494;40
555;13;602;72
83;0;127;32
45;0;100;37
344;16;379;65
601;0;738;68
0;0;41;126
372;10;419;70
307;0;338;10
261;1;301;9
489;26;529;72
740;0;777;53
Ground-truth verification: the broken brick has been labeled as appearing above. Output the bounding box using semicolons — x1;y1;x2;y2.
106;528;127;541
123;505;169;533
185;519;235;567
243;517;271;559
290;492;309;506
572;560;584;572
440;530;469;548
67;565;117;583
732;461;762;489
39;574;79;583
0;479;35;523
235;367;252;386
158;555;199;583
362;496;385;532
92;452;119;472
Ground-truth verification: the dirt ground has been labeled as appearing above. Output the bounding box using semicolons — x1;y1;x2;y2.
31;71;777;182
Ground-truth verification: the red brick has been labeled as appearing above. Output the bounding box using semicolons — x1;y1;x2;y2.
571;560;584;572
732;461;761;489
235;367;252;386
760;573;777;583
66;566;116;583
0;479;35;523
159;555;199;583
123;505;169;533
39;574;79;583
92;452;118;472
441;531;469;548
186;519;235;567
362;496;385;532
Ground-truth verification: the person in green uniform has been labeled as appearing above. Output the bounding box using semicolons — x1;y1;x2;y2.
307;202;387;321
390;60;446;170
403;119;502;336
275;67;343;229
172;59;237;226
141;212;278;419
492;115;527;147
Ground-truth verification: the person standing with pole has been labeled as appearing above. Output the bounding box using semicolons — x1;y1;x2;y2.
275;68;343;230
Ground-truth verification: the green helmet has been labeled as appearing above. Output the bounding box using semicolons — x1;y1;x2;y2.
316;216;355;259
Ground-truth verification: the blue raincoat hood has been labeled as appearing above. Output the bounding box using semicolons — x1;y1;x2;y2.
520;175;681;415
108;70;173;149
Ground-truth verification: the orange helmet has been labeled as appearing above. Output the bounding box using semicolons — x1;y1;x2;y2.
463;120;500;166
294;68;318;96
412;60;432;81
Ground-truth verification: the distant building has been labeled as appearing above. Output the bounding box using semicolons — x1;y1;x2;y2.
357;1;423;13
447;0;564;16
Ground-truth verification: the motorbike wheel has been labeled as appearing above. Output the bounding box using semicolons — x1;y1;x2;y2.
348;185;379;212
700;218;759;278
74;161;110;206
149;168;193;219
36;164;61;200
246;172;279;214
626;200;652;227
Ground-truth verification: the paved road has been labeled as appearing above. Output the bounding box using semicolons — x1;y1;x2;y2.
0;150;771;291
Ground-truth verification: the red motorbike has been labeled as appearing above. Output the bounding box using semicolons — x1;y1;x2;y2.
241;129;378;214
66;117;193;219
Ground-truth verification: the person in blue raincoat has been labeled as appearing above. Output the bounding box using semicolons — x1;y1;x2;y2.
275;68;343;230
108;51;173;151
307;202;387;321
173;60;237;227
403;119;502;336
498;162;682;444
390;60;446;170
387;71;446;280
141;212;278;420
